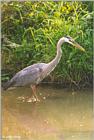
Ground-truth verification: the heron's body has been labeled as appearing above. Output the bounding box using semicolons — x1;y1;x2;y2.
4;36;85;102
4;39;62;90
10;63;47;87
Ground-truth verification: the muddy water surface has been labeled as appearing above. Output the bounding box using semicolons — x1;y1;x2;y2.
2;86;93;140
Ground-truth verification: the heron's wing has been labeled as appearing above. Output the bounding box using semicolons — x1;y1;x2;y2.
22;63;46;71
11;63;47;86
18;67;43;79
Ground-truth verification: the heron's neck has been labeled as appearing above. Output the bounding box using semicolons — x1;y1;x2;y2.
47;38;64;70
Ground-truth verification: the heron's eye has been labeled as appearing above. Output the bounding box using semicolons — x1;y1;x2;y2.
66;36;71;40
66;36;70;38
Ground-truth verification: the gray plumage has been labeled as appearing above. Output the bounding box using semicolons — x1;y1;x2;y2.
3;63;48;89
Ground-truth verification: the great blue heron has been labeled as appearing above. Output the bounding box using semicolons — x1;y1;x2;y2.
3;36;85;102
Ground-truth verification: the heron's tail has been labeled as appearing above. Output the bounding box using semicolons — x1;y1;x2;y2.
3;80;14;90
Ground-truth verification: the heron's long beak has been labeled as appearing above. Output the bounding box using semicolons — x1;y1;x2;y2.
69;40;85;52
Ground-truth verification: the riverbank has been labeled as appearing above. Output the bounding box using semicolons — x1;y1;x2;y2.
1;1;93;88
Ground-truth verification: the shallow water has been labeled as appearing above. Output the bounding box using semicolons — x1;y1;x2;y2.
2;86;93;140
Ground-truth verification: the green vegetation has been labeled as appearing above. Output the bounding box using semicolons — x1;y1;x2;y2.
1;1;93;87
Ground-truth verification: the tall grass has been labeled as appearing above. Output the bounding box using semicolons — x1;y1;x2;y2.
1;1;93;87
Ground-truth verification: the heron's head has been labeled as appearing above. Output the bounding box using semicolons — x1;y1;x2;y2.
63;36;85;52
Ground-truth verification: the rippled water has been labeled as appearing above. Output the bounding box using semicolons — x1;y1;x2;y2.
2;86;93;140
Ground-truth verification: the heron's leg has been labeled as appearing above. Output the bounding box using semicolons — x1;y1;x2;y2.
31;85;40;101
